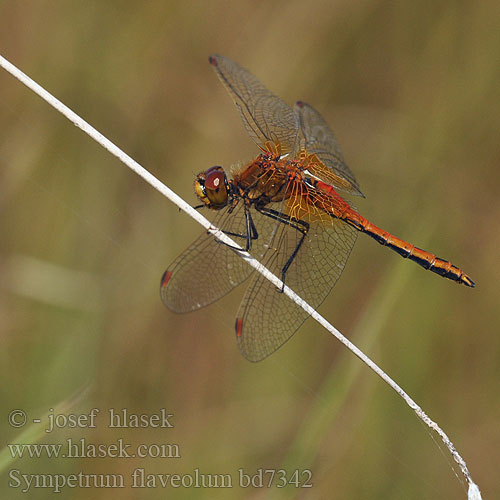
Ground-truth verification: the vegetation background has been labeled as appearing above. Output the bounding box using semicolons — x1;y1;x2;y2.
1;1;499;498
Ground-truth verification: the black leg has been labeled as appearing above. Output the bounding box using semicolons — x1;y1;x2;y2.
215;207;259;251
257;207;309;292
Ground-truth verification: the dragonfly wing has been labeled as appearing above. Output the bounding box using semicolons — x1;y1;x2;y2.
161;203;258;313
209;54;299;155
235;208;358;362
296;101;364;197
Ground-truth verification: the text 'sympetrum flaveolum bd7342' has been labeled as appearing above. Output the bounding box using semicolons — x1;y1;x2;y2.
161;54;475;362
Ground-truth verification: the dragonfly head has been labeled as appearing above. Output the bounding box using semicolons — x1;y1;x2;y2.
194;166;230;209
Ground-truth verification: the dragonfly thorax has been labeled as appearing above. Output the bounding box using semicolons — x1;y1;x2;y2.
194;166;231;210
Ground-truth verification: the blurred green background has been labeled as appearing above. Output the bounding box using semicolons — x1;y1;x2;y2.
1;1;499;498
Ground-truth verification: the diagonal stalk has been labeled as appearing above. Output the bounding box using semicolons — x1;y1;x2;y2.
0;54;481;500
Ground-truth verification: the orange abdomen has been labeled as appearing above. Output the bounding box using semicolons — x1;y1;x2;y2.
342;209;475;287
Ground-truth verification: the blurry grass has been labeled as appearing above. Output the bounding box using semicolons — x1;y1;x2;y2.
0;385;90;474
272;221;434;498
5;255;102;311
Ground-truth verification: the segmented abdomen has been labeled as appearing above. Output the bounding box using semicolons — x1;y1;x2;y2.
303;176;474;286
343;210;475;287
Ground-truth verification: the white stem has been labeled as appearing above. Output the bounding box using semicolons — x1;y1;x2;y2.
0;54;481;500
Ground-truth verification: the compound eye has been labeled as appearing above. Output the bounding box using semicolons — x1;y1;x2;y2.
197;166;228;209
204;166;225;191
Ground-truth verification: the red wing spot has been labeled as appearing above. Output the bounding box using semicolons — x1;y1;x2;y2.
208;55;218;67
160;270;173;288
235;318;243;338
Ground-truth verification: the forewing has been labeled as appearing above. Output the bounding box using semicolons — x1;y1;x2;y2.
235;208;358;362
296;101;364;197
209;54;299;154
161;202;257;313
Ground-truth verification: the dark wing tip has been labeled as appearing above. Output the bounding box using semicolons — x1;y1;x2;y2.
160;270;173;289
234;318;261;363
235;317;243;338
296;100;314;110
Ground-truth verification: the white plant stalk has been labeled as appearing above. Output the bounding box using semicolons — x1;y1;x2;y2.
0;54;481;500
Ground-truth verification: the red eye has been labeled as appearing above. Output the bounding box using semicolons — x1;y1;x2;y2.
205;167;225;191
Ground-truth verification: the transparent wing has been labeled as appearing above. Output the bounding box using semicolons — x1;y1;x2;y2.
160;202;252;313
209;54;299;154
235;196;358;362
160;201;279;313
296;101;364;197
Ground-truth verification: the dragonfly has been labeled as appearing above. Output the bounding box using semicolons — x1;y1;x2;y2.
161;54;475;362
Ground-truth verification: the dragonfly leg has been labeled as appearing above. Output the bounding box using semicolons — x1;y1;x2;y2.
257;207;309;292
215;207;259;251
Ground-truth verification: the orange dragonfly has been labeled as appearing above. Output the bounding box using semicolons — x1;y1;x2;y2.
161;54;474;362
